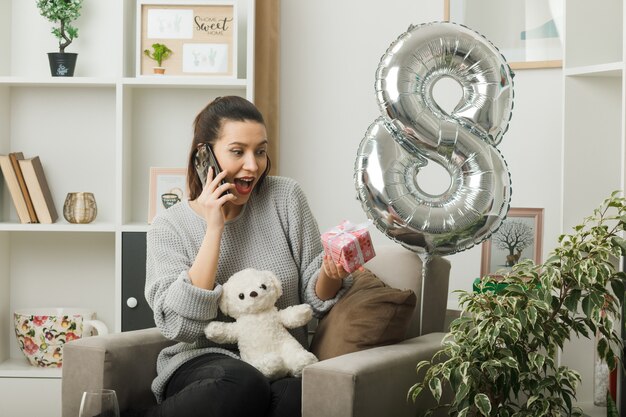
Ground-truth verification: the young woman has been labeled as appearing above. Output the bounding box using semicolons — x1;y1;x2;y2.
141;96;351;417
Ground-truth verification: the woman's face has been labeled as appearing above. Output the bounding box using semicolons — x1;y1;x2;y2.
212;120;268;205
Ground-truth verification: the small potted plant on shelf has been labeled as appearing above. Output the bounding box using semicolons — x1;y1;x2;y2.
410;191;626;416
144;43;173;75
36;0;84;77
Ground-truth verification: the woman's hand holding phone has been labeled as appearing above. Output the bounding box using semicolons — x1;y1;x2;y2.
189;166;234;291
196;167;235;231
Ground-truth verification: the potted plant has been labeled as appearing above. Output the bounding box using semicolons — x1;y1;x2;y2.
36;0;84;77
410;192;626;416
144;43;173;75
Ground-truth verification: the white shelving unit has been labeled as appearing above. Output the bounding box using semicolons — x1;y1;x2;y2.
0;1;255;416
560;0;625;410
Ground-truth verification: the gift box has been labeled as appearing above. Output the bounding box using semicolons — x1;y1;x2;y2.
321;220;376;273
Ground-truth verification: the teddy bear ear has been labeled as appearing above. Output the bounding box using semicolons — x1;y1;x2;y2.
267;271;283;298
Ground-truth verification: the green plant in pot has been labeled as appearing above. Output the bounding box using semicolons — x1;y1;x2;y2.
144;43;173;75
410;192;626;416
36;0;84;77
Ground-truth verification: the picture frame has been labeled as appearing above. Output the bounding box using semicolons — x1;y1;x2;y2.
136;0;237;77
444;0;563;69
148;167;187;223
480;208;544;277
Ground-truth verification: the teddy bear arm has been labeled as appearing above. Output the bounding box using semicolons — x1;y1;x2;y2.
278;304;313;328
204;321;238;344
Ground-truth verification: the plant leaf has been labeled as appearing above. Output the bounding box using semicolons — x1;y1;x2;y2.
607;391;619;417
415;360;430;377
455;383;470;404
611;279;625;300
563;289;581;312
429;377;442;402
581;295;592;318
611;236;626;255
474;393;491;416
607;351;617;370
503;284;526;295
598;337;609;357
457;407;469;417
408;383;423;403
527;305;537;327
500;356;519;370
529;353;545;371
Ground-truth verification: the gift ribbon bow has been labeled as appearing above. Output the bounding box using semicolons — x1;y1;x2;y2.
327;220;372;267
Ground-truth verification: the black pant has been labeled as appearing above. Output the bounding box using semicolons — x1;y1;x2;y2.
138;353;302;417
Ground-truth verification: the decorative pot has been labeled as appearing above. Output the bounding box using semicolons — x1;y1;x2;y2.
47;52;78;77
63;192;97;224
14;308;108;367
153;67;165;75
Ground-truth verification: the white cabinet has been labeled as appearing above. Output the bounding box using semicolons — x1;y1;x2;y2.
561;0;625;409
0;1;255;415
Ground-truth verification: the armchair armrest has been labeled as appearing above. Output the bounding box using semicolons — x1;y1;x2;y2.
302;332;448;417
62;328;174;417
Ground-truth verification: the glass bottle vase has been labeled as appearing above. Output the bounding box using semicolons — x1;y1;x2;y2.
593;333;610;407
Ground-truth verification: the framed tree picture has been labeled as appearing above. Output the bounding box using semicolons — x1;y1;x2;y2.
137;0;237;77
480;207;544;277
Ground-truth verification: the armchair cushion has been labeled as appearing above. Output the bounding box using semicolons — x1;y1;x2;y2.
62;327;174;417
303;333;450;417
309;268;416;361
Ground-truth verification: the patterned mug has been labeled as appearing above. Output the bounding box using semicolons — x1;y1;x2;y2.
14;308;108;367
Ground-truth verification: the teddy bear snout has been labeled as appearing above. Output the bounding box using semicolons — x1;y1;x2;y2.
250;291;258;298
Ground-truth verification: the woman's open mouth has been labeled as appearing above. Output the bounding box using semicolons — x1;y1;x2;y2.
234;177;255;195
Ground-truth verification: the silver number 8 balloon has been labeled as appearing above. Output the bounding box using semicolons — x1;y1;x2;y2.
355;22;514;256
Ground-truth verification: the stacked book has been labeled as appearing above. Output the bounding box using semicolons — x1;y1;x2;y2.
0;152;58;224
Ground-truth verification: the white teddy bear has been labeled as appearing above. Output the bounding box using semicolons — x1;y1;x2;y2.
204;268;318;380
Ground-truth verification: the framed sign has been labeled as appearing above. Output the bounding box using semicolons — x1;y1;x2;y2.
148;167;187;223
480;208;544;277
444;0;563;69
137;0;237;77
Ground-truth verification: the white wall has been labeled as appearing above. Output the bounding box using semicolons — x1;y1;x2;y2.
280;1;563;309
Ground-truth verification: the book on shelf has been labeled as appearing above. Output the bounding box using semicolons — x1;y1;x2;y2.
18;156;58;224
0;153;33;223
9;152;39;223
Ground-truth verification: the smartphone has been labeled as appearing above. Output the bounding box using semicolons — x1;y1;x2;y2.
194;143;229;194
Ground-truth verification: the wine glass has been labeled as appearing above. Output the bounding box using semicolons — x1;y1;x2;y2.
79;389;120;417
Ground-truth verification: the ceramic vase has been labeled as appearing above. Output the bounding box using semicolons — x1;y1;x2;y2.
63;192;97;224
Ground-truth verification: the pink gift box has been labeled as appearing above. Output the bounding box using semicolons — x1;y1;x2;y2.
321;220;376;273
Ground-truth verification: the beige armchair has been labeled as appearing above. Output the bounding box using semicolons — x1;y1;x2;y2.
62;245;451;417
